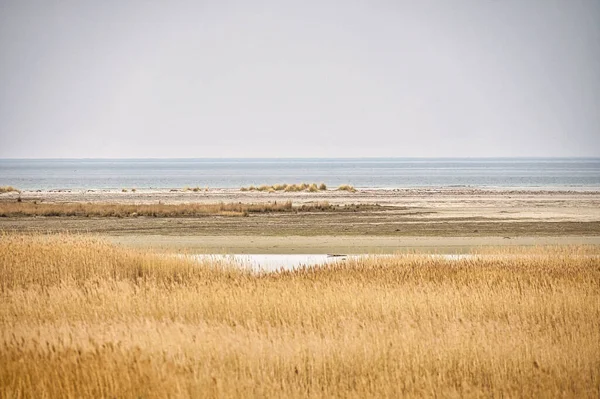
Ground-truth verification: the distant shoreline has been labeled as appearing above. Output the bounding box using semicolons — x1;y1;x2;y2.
3;186;600;198
2;158;599;191
2;188;599;254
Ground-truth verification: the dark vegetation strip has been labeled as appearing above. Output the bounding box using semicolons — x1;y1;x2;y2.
0;201;382;218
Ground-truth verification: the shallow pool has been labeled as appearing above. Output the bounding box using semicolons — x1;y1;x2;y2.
188;253;480;272
191;254;350;272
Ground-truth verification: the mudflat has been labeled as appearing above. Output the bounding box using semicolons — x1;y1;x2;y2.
1;188;599;253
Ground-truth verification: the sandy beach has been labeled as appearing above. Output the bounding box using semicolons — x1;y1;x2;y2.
2;187;599;253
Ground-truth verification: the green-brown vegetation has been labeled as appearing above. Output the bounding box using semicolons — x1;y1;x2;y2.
0;201;375;218
337;184;356;192
284;183;303;192
0;234;598;397
240;183;329;192
0;186;20;194
0;201;293;217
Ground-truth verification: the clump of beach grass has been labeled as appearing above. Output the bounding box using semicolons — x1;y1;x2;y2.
0;186;20;194
337;184;356;192
0;234;598;398
183;186;203;192
242;183;329;192
284;184;301;192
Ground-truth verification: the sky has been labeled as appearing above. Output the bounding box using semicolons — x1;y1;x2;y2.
0;0;599;158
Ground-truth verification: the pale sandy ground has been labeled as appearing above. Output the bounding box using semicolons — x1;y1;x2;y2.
3;188;600;253
9;187;600;221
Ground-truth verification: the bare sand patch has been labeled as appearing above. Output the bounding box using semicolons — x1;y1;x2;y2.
2;188;599;253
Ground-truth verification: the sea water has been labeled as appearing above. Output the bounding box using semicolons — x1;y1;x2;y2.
1;158;599;190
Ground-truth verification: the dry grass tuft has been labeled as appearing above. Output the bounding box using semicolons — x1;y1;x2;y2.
0;186;20;194
337;184;356;192
0;234;599;397
284;184;301;192
0;201;295;218
241;183;331;193
0;201;377;218
183;187;203;192
257;185;271;192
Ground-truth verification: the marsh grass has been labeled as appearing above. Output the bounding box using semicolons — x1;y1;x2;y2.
0;234;599;398
0;201;293;217
0;201;374;218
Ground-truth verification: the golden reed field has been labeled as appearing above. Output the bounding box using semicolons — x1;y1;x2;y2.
1;234;599;398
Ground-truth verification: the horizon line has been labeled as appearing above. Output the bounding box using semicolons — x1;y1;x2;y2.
1;156;600;161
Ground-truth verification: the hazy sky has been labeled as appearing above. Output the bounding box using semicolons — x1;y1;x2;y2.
1;0;599;158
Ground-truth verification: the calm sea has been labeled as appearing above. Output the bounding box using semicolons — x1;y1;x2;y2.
1;158;599;190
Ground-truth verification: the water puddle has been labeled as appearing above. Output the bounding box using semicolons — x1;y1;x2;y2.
191;254;350;272
189;254;476;272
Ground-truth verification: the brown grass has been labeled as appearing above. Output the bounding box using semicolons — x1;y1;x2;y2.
337;184;356;192
0;186;19;194
241;183;328;192
0;234;599;398
0;201;377;218
183;187;202;192
0;201;294;217
307;183;319;192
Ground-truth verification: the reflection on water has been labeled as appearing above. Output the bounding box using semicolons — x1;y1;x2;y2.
190;254;473;272
192;254;349;272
